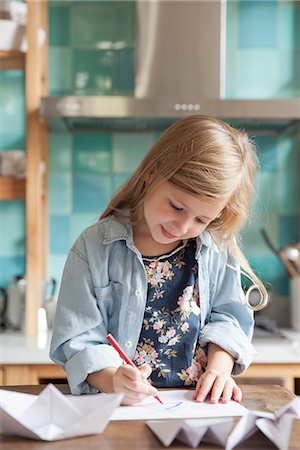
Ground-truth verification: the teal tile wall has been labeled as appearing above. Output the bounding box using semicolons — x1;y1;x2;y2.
0;1;299;299
226;0;300;98
0;71;26;287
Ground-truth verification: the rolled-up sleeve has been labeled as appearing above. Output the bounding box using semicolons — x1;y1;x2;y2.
50;238;122;394
198;251;255;375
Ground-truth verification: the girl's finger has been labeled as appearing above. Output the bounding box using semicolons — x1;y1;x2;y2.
232;383;242;402
220;380;234;403
138;363;152;380
210;377;226;404
194;373;216;402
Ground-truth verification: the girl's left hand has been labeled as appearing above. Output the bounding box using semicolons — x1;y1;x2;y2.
192;369;242;404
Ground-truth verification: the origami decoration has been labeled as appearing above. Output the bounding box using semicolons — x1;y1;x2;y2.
146;396;300;449
0;383;123;441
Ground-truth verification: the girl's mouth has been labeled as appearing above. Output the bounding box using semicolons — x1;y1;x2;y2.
161;225;178;239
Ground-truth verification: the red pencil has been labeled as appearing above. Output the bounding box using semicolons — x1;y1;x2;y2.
106;333;164;405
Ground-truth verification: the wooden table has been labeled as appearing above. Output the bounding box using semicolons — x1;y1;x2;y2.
0;384;299;449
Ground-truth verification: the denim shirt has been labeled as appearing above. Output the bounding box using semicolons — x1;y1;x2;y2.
50;215;255;395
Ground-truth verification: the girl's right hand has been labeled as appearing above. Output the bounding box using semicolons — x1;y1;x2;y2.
112;363;159;405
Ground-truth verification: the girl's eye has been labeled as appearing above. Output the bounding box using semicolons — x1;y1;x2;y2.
195;217;206;225
169;201;183;212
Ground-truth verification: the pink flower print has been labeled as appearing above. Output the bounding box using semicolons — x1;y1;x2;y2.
158;334;169;344
176;286;194;318
194;346;208;369
153;319;165;331
168;335;181;346
134;343;159;366
186;358;202;381
166;327;176;339
181;322;189;333
191;300;200;316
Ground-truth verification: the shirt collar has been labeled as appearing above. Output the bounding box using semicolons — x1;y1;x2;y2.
102;215;215;252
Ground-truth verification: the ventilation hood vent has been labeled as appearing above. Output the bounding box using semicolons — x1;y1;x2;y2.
41;0;300;132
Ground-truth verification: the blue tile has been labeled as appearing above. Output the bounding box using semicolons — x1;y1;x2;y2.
242;213;279;258
0;256;25;287
0;134;25;150
112;133;154;172
49;47;73;95
0;72;25;136
248;255;284;285
238;1;278;48
0;201;25;256
279;216;299;247
112;172;131;193
252;172;278;215
70;213;99;244
73;134;112;172
73;173;112;213
254;136;278;172
49;173;72;215
49;133;72;172
47;254;68;292
50;215;70;254
278;174;299;215
49;2;70;47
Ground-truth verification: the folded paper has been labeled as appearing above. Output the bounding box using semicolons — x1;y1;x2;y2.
147;418;234;448
0;384;123;441
146;397;300;449
226;396;300;450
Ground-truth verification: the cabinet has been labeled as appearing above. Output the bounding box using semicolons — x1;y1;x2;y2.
0;364;66;385
0;1;49;336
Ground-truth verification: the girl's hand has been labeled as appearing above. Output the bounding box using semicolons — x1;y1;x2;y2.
112;363;159;405
192;369;242;404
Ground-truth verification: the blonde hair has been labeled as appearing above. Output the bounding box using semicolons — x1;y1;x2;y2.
101;115;268;310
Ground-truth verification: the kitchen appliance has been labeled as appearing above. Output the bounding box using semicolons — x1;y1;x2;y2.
5;275;56;330
40;0;300;132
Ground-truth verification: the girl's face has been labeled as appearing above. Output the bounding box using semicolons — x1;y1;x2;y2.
142;180;228;246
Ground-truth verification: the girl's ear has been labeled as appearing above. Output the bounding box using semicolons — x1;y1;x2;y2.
144;168;156;185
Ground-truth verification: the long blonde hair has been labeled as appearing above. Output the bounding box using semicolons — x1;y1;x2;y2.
101;115;268;310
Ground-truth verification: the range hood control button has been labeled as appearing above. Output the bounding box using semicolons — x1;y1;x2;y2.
174;103;201;111
56;100;82;114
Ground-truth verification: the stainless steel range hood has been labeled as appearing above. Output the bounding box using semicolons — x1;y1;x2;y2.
41;0;300;133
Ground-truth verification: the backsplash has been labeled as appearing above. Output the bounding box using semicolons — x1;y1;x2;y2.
0;1;299;318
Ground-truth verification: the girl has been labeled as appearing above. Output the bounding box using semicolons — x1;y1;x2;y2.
50;115;268;406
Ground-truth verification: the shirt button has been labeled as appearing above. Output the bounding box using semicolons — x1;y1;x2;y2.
125;340;132;348
135;288;142;296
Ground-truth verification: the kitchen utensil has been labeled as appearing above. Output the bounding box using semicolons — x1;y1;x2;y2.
290;276;300;331
260;229;299;278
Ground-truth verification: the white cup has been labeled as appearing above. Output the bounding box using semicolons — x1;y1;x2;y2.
290;277;300;331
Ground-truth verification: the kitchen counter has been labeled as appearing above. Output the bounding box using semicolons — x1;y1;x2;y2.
1;329;300;390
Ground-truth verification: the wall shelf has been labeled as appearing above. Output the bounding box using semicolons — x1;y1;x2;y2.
0;177;26;200
0;51;25;71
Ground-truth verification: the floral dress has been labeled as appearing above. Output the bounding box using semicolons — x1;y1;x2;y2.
133;239;207;388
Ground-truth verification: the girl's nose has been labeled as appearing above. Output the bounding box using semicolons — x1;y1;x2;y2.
173;219;190;236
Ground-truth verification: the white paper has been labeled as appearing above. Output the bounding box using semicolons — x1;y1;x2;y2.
111;389;248;421
0;384;123;441
225;397;300;450
147;418;234;448
142;393;300;449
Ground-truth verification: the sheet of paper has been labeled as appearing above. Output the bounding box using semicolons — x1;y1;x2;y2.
110;389;248;421
0;384;123;441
